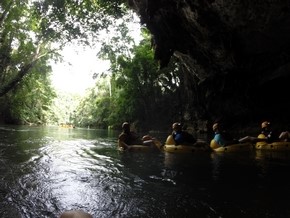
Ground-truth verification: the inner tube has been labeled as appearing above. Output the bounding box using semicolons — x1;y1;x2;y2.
256;134;290;150
210;140;253;152
117;138;162;152
163;135;209;153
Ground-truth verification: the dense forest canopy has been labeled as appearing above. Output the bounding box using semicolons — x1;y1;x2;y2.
0;0;126;125
1;0;289;132
0;0;193;131
0;0;128;96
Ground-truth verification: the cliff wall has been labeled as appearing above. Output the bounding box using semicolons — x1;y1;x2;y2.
129;0;290;129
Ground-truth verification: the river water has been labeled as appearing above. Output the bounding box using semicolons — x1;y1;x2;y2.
1;125;290;218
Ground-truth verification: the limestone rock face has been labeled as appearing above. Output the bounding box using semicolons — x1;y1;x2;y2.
129;0;290;126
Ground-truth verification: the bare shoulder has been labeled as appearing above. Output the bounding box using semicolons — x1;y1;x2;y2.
118;132;126;140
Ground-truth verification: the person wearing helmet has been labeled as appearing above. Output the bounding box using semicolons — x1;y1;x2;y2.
258;120;290;143
238;120;281;144
212;121;273;147
171;122;196;145
212;123;228;147
211;122;243;147
259;121;277;143
118;122;161;150
118;122;143;150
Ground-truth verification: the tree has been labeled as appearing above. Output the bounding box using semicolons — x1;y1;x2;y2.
0;0;130;97
0;56;56;124
0;0;133;124
0;0;51;97
82;30;184;130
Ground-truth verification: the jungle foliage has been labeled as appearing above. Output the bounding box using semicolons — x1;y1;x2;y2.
0;0;130;124
74;32;185;131
0;0;188;129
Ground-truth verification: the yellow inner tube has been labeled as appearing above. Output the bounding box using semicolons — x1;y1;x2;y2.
210;139;253;152
255;134;290;150
117;138;162;151
163;135;209;153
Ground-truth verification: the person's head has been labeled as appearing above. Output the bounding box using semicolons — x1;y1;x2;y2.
122;122;130;132
172;122;182;131
212;123;219;132
261;121;270;130
60;210;93;218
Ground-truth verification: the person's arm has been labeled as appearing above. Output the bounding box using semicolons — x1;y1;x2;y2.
118;134;129;150
118;140;129;150
238;136;267;143
265;131;278;143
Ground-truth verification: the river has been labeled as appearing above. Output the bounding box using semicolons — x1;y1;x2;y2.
1;125;290;218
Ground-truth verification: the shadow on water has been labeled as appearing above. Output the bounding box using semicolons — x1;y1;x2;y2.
1;125;290;217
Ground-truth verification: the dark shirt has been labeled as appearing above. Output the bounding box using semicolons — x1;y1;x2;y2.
261;129;278;143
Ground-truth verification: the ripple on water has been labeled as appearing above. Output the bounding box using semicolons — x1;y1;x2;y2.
26;138;129;215
4;127;290;217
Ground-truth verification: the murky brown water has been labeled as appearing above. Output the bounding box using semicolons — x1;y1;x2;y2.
1;125;290;218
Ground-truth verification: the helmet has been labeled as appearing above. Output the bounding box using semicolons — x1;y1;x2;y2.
261;121;270;129
172;122;181;130
122;122;130;129
212;123;219;131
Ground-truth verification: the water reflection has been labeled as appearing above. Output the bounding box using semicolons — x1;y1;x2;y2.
209;150;290;217
1;126;290;217
0;126;116;217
